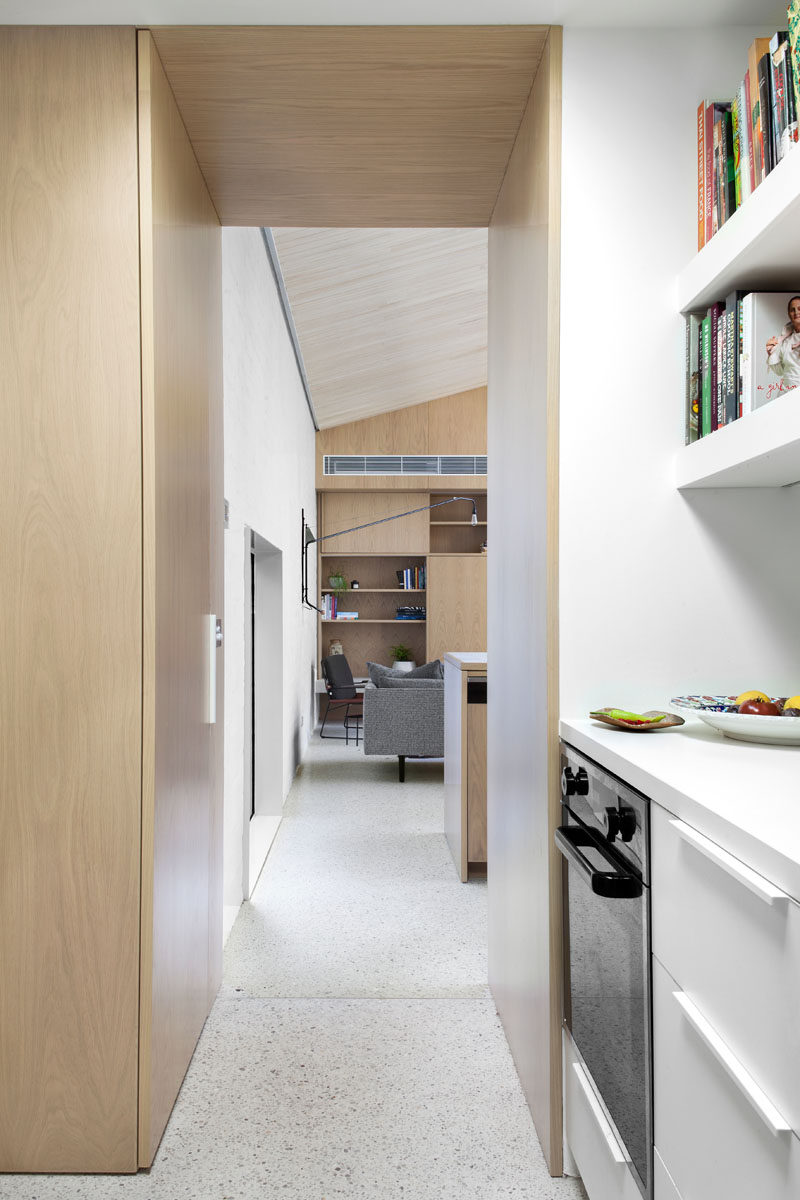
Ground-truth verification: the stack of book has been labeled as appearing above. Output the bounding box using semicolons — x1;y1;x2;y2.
685;292;800;441
396;565;426;589
697;19;800;249
395;605;426;621
321;595;359;619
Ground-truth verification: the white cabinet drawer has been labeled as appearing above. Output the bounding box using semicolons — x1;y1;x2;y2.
654;1149;682;1200
564;1032;642;1200
653;956;800;1200
651;803;800;1131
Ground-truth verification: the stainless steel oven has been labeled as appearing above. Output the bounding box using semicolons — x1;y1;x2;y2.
556;742;652;1200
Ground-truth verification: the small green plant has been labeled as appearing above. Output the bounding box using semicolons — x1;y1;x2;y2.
327;568;348;600
390;643;413;661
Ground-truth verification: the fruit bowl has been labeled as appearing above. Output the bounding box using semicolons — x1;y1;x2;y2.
670;695;800;746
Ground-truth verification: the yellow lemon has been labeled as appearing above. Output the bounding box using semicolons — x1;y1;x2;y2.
735;690;770;705
784;695;800;711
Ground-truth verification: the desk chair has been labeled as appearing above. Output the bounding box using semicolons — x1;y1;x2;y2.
320;655;364;745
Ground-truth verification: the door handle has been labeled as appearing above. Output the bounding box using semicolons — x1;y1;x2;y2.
672;989;791;1136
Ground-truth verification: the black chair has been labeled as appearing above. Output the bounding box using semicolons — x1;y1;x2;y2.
320;655;364;745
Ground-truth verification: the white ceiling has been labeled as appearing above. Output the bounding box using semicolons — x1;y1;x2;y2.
2;0;788;24
272;228;487;429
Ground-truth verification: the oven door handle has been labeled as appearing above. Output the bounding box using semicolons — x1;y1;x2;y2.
555;824;643;899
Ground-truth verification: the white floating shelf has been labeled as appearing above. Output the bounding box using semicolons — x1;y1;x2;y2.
675;389;800;488
677;147;800;313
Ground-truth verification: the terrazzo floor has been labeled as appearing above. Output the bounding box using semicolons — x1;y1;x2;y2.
5;737;587;1200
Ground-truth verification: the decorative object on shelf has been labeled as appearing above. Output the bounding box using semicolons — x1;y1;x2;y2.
300;496;477;610
327;567;348;600
670;695;800;744
589;707;685;732
329;639;343;656
350;579;359;588
390;643;415;672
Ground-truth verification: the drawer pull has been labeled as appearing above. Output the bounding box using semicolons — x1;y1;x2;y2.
571;1062;629;1164
669;819;788;906
672;990;792;1137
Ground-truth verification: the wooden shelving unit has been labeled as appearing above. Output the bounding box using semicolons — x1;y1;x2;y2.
675;148;800;489
316;489;487;675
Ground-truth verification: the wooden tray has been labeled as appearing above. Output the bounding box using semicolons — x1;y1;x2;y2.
589;708;685;733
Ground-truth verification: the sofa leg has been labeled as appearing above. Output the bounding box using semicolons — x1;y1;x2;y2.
398;755;405;783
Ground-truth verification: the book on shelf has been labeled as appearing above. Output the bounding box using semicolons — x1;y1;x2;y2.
701;313;712;437
687;292;800;439
790;1;800;130
724;289;747;425
747;36;772;186
741;292;800;412
685;312;702;443
334;611;359;620
395;564;426;590
696;29;800;248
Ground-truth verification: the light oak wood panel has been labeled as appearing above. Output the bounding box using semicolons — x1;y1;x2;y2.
444;664;467;879
467;701;488;863
273;229;487;427
316;389;487;491
426;555;487;664
427;387;488;454
321;493;430;555
0;27;141;1172
150;26;547;227
138;31;223;1167
319;623;428;680
487;27;563;1175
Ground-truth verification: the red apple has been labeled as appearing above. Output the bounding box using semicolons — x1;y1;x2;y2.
738;700;781;716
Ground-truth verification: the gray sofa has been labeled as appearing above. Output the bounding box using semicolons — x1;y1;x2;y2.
362;675;444;781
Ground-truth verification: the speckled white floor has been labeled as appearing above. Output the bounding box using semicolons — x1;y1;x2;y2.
4;738;586;1200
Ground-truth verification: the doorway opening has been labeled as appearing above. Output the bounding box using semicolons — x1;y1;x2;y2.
243;528;284;897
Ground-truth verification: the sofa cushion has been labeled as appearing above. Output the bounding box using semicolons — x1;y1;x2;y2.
375;674;443;689
406;659;444;680
367;659;443;683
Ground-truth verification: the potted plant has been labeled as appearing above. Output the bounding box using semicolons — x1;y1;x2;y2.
327;567;348;601
390;642;415;672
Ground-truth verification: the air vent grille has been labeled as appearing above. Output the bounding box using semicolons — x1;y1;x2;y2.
324;454;487;477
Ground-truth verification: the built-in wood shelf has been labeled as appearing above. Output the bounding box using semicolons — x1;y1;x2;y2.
677;145;800;313
320;587;425;593
675;389;800;488
430;520;488;525
321;619;426;624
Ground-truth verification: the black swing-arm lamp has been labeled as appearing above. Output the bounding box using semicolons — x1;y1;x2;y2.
301;496;478;612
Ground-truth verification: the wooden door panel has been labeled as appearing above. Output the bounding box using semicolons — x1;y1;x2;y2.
0;27;142;1172
138;31;223;1166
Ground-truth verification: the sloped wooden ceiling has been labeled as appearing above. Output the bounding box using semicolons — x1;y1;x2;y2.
272;227;487;428
150;25;547;226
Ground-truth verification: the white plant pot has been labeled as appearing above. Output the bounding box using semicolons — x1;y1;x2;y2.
392;660;415;673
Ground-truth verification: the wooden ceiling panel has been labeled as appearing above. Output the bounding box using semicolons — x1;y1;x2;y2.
272;227;487;428
150;26;547;226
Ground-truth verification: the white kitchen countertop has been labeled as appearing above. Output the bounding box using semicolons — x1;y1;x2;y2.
560;717;800;902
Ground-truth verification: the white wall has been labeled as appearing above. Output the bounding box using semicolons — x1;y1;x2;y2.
559;28;800;718
222;226;317;911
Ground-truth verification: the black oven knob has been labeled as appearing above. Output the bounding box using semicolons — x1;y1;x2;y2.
561;766;589;798
618;806;637;843
603;807;621;840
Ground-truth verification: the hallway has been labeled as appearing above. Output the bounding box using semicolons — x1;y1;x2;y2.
7;739;586;1199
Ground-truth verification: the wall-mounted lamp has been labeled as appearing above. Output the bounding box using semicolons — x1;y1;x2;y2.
301;496;477;611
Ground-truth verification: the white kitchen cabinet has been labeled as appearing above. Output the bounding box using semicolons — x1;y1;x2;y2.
651;802;800;1133
563;1032;643;1200
653;955;800;1200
